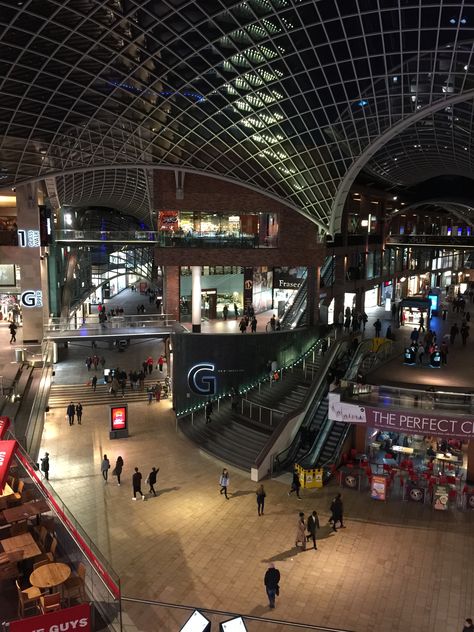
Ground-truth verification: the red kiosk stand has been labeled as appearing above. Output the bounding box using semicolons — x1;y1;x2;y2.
109;404;129;439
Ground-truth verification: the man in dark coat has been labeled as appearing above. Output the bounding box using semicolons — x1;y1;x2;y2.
288;469;302;499
264;563;280;609
40;452;50;481
132;467;145;501
330;493;345;531
306;510;320;549
147;466;159;496
66;402;75;425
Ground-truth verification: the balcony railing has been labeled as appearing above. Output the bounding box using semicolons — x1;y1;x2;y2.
54;229;279;248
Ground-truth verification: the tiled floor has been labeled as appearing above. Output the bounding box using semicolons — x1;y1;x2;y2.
39;397;474;632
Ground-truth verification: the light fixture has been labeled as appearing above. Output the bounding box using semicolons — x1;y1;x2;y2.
400;277;406;282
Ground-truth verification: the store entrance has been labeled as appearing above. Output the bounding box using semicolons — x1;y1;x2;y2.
202;290;217;320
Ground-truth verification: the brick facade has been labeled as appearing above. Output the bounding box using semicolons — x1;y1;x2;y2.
153;171;325;268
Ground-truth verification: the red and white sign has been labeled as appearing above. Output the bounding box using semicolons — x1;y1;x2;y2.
110;406;127;431
328;393;474;439
10;603;91;632
0;415;10;439
0;439;16;493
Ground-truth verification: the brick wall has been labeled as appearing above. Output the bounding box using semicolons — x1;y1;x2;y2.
153;171;325;267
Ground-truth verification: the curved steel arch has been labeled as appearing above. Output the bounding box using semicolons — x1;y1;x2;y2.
329;90;474;237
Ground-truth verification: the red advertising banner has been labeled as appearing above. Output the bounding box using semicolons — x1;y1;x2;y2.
159;210;179;230
10;602;91;632
0;415;10;439
328;393;474;440
110;406;127;431
0;439;16;493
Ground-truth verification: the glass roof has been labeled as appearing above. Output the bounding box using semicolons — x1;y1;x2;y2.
2;0;474;231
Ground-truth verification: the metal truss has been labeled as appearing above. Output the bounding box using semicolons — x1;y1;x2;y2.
2;1;474;232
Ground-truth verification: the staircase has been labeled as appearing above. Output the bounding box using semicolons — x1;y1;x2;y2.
179;405;273;471
48;376;165;408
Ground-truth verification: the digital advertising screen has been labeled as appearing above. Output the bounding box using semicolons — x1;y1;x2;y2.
110;405;127;431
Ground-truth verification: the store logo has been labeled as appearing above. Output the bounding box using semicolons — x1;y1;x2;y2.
17;229;40;247
20;290;43;308
244;280;253;290
187;363;216;396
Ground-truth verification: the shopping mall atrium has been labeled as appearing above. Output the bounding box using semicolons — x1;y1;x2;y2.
1;2;474;631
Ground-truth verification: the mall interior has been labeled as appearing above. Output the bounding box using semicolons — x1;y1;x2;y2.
2;3;474;632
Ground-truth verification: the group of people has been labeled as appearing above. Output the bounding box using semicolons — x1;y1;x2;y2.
337;306;368;333
85;355;105;371
66;402;83;425
449;321;470;346
100;454;160;498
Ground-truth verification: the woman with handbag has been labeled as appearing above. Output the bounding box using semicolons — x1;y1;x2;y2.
113;456;124;486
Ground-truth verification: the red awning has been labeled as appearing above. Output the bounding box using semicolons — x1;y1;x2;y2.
0;440;17;493
0;416;11;440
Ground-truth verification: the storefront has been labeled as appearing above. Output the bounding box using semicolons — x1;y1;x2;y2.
158;210;279;247
399;297;430;327
273;267;306;316
180;266;244;320
364;286;379;309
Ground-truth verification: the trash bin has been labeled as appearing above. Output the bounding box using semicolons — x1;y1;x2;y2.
15;348;25;362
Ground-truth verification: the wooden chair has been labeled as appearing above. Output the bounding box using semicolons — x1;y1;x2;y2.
32;552;54;565
33;560;51;571
8;480;24;506
49;537;58;558
34;524;48;548
10;521;29;537
62;562;87;605
39;592;61;614
16;579;42;617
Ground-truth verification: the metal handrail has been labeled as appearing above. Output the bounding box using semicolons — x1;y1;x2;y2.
44;313;176;332
121;596;355;631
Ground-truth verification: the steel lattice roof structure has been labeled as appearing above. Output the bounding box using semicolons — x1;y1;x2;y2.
2;0;474;233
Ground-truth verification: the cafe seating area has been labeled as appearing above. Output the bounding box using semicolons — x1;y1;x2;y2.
336;436;471;509
0;469;88;622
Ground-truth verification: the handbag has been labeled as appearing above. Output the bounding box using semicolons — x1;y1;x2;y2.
275;585;280;596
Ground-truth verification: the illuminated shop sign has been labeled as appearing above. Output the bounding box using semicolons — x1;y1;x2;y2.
17;229;40;247
187;363;217;396
20;290;43;308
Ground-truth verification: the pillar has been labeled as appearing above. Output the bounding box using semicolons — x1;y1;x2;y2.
466;440;474;483
353;425;367;454
163;266;180;322
306;266;320;325
16;183;49;343
191;266;201;333
333;254;346;318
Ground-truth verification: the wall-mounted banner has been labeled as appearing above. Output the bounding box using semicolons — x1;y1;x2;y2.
328;393;474;439
10;602;91;632
0;439;17;493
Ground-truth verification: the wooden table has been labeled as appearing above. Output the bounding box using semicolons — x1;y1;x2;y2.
30;562;71;590
0;532;41;560
2;499;50;524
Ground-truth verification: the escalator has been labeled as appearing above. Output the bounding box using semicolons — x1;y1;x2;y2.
272;340;351;474
296;339;389;472
320;255;335;288
279;275;307;329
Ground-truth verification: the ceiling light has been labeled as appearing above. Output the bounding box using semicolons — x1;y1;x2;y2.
357;100;368;107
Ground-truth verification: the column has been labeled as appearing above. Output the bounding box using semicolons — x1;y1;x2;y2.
191;266;201;333
306;266;320;325
163;266;180;322
333;254;346;318
466;440;474;484
16;183;49;344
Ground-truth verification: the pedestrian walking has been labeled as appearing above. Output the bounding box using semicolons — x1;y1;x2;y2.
113;456;123;485
132;467;145;500
147;466;159;496
157;354;165;372
147;387;154;404
219;468;230;499
223;304;229;320
450;323;459;344
101;455;110;482
234;302;239;319
330;493;345;531
461;323;470;346
295;512;306;550
66;402;75;426
76;402;83;424
373;318;382;337
419;313;425;332
40;452;50;481
251;316;257;332
462;618;474;631
270;314;276;331
205;398;213;424
146;356;153;374
306;510;320;550
264;563;280;609
288;469;302;499
85;356;92;371
256;484;266;516
91;375;97;392
239;317;247;333
9;321;17;343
